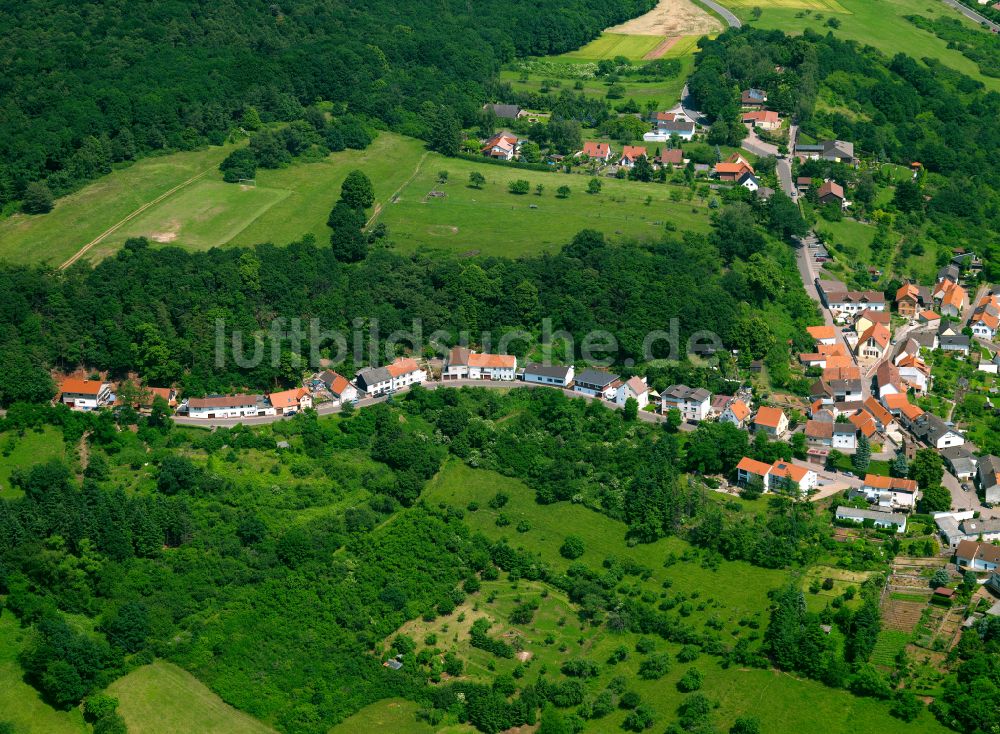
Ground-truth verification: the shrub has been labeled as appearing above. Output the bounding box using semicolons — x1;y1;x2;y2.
560;535;585;559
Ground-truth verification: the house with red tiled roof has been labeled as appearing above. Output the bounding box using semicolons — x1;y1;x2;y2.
713;160;754;182
444;347;517;381
58;377;113;411
917;309;940;326
856;322;890;361
817;180;846;208
806;325;837;345
742;110;781;130
970;293;1000;340
895;283;921;318
862;396;895;432
482;133;519;161
619;145;648;168
855;309;890;336
736;457;817;496
269;387;312;415
355;358;426;396
935;281;968;318
319;370;358;404
753;406;788;437
857;474;919;511
956;539;1000;572
848;410;878;439
580;141;613;161
654;148;685;167
720;399;751;428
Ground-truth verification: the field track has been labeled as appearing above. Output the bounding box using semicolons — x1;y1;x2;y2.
59;168;212;269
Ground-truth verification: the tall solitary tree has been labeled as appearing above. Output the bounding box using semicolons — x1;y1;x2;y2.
429;106;462;156
852;434;871;475
339;170;375;211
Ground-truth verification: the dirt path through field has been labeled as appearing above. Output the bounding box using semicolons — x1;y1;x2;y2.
644;36;681;58
366;151;428;229
58;168;212;269
607;0;723;36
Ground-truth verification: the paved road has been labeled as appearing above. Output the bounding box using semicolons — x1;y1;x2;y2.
696;0;742;28
943;468;1000;518
795;240;834;328
173;379;681;430
939;0;1000;32
679;85;710;127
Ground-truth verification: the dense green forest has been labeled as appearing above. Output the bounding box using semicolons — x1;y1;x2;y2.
688;27;1000;275
0;0;653;208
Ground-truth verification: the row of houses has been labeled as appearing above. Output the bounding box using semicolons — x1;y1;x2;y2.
578;141;687;169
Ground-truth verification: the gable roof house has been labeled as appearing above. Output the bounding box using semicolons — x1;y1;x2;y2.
269;387;312;415
738;171;760;192
736;457;817;496
720;398;752;428
977;454;1000;505
807;325;837;345
970;294;1000;340
522;363;574;387
796;140;855;164
356;358;426;396
937;264;960;284
874;361;904;400
955;539;1000;572
444;347;517;381
742;110;781;130
186;394;273;419
836;506;907;533
895;283;922;317
939;334;971;355
857;474;919;511
616;376;650;410
896;354;931;394
482;133;519;161
753;406;789;437
911;413;965;449
941;445;979;481
740;88;768;108
856;322;891;361
826;291;886;317
483;103;525;120
573;369;621;400
654;148;685;167
713;161;755;182
59;378;113;411
817;180;847;208
660;384;712;422
849;409;879;440
645;119;696;141
832;422;858;449
580;141;612;161
935;281;968;318
805;420;834;446
862;396;895;432
619;145;648;168
319;370;358;404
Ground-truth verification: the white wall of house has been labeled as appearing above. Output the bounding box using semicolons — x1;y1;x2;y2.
62;387;111;410
832;432;857;450
615;386;649;409
187;404;275;420
524;368;574;387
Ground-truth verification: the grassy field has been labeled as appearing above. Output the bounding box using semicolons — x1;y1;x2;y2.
107;660;276;734
0;134;427;266
328;699;473;734
728;0;1000;91
0;144;239;266
559;33;666;60
0;427;67;498
377;158;712;256
0;615;88;734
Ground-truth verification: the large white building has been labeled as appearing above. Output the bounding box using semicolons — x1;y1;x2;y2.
186;394;275;420
59;378;112;411
660;384;711;422
355;358;426;396
444;348;517;381
522;364;574;388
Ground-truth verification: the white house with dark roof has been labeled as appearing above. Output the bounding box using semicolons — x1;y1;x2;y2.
522;364;574;387
660;384;711;422
573;369;621;400
835;506;907;533
185;394;274;420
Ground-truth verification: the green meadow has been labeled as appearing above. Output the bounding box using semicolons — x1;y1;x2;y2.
728;0;1000;91
107;660;276;734
558;33;667;61
377;157;712;257
0;615;88;734
0;426;68;499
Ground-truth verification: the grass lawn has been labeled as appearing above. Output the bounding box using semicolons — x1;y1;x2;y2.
499;56;694;109
378;159;712;257
328;699;474;734
0;615;88;734
801;566;870;612
0;426;67;498
0;144;239;266
0;133;428;266
558;33;666;61
729;0;1000;91
107;660;276;734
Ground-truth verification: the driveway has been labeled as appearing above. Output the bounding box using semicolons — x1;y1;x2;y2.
943;468;1000;518
741;125;778;158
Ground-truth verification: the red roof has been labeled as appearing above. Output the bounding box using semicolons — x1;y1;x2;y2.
59;378;106;396
621;145;647;161
737;457;772;476
727;399;751;421
818;180;844;199
468;353;516;369
582;141;611;158
863;474;917;492
754;406;785;429
807;325;836;341
387;357;421;378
